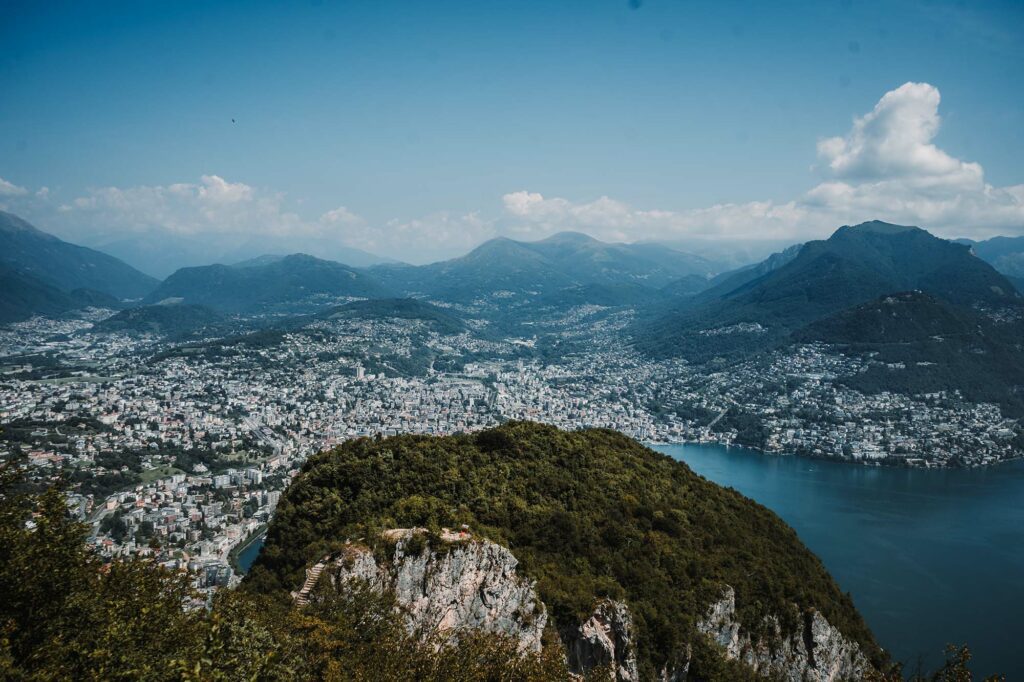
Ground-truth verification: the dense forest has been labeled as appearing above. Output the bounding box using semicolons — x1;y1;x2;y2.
249;422;885;678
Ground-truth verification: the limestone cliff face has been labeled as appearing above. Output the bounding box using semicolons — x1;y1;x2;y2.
319;529;548;653
304;531;869;681
564;599;641;682
697;586;871;682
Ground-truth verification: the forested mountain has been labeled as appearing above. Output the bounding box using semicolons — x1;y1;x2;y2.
0;267;78;323
372;232;717;303
93;302;227;337
144;253;391;313
0;211;158;299
794;291;1024;417
247;422;885;680
637;221;1021;360
0;266;126;323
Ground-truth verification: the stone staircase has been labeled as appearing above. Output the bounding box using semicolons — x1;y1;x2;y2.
291;556;329;606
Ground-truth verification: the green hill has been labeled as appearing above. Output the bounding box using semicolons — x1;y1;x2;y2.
248;422;884;678
319;297;468;335
93;302;227;337
794;291;1024;417
145;253;391;313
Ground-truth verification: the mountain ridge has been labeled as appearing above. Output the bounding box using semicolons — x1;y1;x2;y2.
145;253;391;312
0;211;158;300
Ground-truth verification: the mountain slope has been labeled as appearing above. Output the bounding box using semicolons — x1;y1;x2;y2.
794;291;1024;417
319;298;468;335
959;235;1024;278
0;267;78;323
372;232;718;303
248;422;883;679
0;211;158;299
637;221;1021;359
145;253;390;313
93;302;227;337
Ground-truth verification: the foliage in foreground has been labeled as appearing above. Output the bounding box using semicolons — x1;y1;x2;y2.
0;455;568;681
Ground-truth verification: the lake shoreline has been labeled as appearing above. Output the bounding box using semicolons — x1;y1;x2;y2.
642;437;1024;471
651;442;1024;678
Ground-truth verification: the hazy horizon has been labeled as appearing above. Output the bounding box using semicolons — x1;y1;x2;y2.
2;0;1023;266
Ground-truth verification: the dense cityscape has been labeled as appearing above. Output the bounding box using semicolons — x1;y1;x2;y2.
2;299;1020;592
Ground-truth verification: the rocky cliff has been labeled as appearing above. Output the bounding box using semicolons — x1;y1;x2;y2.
698;586;871;682
314;529;547;653
300;529;869;681
565;599;641;682
260;424;882;679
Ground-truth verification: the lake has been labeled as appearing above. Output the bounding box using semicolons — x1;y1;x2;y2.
651;443;1024;678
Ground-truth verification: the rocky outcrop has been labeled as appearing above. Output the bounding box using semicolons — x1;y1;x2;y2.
300;531;869;680
697;586;870;682
565;599;640;682
318;529;548;653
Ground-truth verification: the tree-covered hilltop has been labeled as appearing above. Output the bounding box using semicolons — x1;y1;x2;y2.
247;422;884;677
0;438;1005;680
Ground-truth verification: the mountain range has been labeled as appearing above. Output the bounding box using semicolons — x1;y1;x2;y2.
957;235;1024;278
0;211;157;302
85;230;394;280
636;221;1022;360
143;253;390;313
371;231;718;303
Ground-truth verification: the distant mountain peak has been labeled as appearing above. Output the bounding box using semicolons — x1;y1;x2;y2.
840;220;922;236
538;231;603;245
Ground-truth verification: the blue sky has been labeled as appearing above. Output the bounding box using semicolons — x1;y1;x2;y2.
1;0;1022;263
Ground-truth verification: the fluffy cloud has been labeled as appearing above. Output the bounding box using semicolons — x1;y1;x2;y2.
501;191;811;243
0;177;28;197
58;175;310;237
816;82;983;189
5;81;1022;263
501;82;1024;243
343;211;498;264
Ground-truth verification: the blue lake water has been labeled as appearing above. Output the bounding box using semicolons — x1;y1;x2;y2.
235;533;265;574
651;443;1024;677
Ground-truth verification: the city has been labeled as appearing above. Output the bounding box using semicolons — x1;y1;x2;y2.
3;299;1020;591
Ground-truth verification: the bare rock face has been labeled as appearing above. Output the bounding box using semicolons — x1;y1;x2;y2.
565;599;641;682
697;586;870;682
321;529;548;653
304;532;869;681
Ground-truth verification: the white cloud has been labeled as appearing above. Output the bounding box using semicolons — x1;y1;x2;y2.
499;82;1024;243
500;191;811;243
816;82;983;189
0;177;28;197
55;175;316;238
345;211;498;264
9;81;1023;263
319;206;363;226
